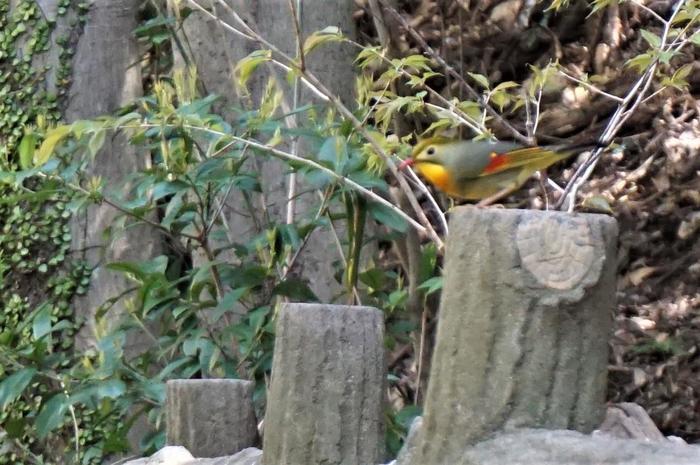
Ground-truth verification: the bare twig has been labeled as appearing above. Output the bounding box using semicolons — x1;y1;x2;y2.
556;0;689;210
377;0;532;145
557;68;625;103
285;0;304;227
629;0;667;23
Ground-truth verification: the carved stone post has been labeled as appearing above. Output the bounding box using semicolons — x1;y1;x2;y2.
262;303;386;465
405;207;618;465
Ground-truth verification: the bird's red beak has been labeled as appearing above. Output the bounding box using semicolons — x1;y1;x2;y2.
398;158;414;170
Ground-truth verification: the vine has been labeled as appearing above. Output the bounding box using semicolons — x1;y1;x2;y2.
0;1;122;464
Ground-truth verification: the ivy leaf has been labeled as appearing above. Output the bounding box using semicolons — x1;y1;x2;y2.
0;368;36;409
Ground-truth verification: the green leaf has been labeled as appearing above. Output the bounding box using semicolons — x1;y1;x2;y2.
468;72;490;89
368;202;408;232
273;278;317;301
640;29;661;49
395;404;422;429
97;379;127;399
107;256;169;283
546;0;571;11
0;368;36;409
359;268;386;290
492;81;519;92
690;31;700;46
151;180;189;201
303;26;343;55
36;125;71;165
212;287;250;323
18;130;35;169
133;16;176;37
234;50;272;89
318;136;349;173
625;53;653;73
88;128;106;157
247;306;271;332
36;394;69;438
32;304;52;340
417;276;443;296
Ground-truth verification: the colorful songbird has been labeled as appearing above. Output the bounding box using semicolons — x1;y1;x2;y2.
399;137;585;201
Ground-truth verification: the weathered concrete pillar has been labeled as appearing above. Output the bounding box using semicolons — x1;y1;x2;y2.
166;379;258;458
262;303;386;465
405;207;618;465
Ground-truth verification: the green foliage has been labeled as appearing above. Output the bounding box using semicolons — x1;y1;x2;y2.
0;182;118;465
0;1;126;463
3;50;435;459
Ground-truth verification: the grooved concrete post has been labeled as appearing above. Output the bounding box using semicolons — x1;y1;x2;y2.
262;304;386;465
166;379;258;458
405;208;618;465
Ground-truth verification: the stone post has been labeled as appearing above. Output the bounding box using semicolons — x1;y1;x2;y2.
166;379;258;458
262;303;386;465
405;207;618;465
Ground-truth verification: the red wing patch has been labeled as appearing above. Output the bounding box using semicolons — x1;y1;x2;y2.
480;147;551;175
482;152;509;174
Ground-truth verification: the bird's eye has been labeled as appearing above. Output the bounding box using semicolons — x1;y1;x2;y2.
426;147;435;155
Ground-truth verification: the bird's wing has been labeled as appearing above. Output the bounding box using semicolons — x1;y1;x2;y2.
477;147;571;177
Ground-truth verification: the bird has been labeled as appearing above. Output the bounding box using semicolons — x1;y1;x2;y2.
399;137;588;202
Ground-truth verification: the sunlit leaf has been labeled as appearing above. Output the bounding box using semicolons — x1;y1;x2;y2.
468;72;490;89
640;29;661;49
36;125;71;165
18;129;35;169
625;53;653;73
303;26;343;55
234;49;272;89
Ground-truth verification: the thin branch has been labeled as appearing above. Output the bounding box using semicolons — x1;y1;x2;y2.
404;167;449;235
628;0;667;24
378;0;532;145
557;69;625;103
188;0;445;249
186;0;329;102
128;122;427;234
37;172;200;242
285;0;304;226
556;0;688;210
